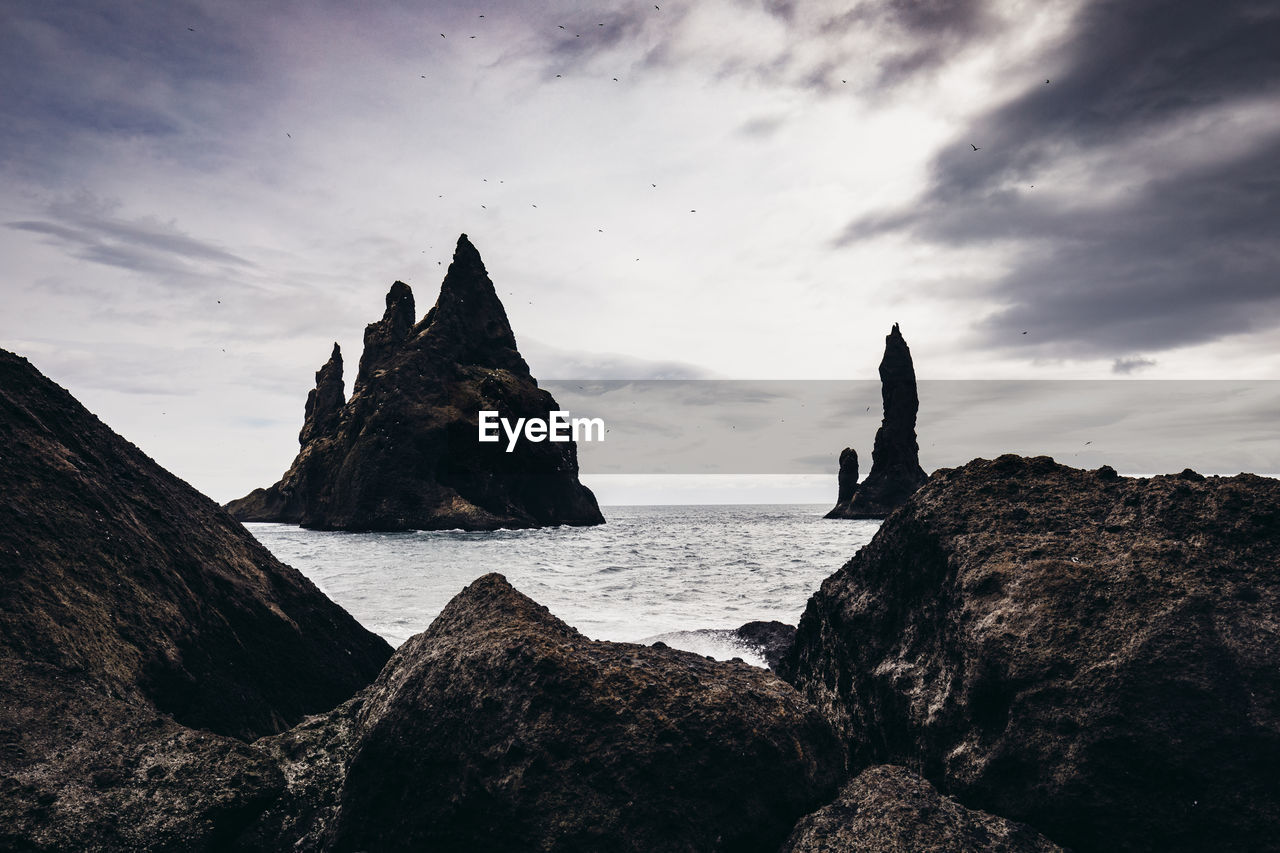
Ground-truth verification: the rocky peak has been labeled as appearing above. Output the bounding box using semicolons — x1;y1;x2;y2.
355;280;416;389
299;342;345;446
413;233;528;375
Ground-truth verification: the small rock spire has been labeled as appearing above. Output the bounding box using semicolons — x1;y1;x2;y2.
300;343;345;446
356;281;416;390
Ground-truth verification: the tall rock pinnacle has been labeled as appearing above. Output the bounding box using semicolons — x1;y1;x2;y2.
825;323;928;519
299;342;345;446
225;234;604;531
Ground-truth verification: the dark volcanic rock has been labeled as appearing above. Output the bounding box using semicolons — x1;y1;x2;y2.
226;234;604;531
780;765;1065;853
834;447;859;505
0;348;392;849
325;573;845;852
300;343;346;447
785;454;1280;852
734;620;797;671
0;348;390;738
825;324;927;519
0;659;286;852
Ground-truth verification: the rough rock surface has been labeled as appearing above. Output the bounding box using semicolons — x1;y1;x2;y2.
785;454;1280;852
0;348;391;850
324;573;845;852
825;324;927;519
780;765;1065;853
734;620;797;671
226;234;604;531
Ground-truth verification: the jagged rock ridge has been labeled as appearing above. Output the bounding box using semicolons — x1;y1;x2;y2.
825;323;928;519
226;233;604;531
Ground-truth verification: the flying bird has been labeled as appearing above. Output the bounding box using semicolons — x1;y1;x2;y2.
286;132;291;138
1045;79;1050;84
970;143;980;151
187;27;195;32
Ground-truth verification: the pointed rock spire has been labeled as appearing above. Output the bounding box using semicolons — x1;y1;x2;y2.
356;281;416;389
834;447;859;505
826;324;928;519
299;343;345;446
416;234;527;374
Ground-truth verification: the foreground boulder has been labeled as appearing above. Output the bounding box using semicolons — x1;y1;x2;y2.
323;573;845;852
785;455;1280;852
0;348;391;849
0;348;391;739
825;324;927;519
780;765;1065;853
226;234;604;531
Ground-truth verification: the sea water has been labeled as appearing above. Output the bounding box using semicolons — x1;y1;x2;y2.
245;505;880;668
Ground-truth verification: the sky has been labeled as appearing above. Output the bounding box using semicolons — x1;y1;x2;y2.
2;0;1278;504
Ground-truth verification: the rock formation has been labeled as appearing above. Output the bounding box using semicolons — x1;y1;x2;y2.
321;573;845;852
0;348;391;849
785;454;1280;852
226;234;604;531
825;324;927;519
780;765;1065;853
734;619;797;670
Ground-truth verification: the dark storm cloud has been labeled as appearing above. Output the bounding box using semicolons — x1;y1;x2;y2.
836;0;1280;361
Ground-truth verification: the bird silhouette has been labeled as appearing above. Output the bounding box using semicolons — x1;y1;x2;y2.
970;143;981;151
286;132;291;138
187;27;195;32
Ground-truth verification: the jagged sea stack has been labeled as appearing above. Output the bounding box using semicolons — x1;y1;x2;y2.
226;234;605;531
825;323;927;519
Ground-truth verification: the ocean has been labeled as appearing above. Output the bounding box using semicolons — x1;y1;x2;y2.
245;504;880;668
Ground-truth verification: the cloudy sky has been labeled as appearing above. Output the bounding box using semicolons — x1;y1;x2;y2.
3;0;1278;503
